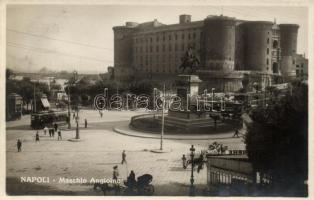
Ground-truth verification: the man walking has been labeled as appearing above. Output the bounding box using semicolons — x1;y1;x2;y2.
54;123;58;132
182;154;187;169
57;129;62;140
43;126;48;135
35;131;40;142
113;165;120;195
85;119;88;128
17;139;22;152
49;128;52;137
121;150;127;164
233;129;240;138
51;128;55;138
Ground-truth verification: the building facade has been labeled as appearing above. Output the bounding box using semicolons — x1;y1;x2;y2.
112;14;307;92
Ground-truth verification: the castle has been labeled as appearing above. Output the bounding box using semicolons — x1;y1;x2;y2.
112;14;307;92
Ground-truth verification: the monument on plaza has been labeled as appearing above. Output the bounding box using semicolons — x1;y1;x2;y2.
130;47;238;134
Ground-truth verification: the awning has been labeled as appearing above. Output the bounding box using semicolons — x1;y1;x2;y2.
41;98;50;108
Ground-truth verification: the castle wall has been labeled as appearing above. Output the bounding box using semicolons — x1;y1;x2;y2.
201;17;236;71
279;24;299;77
240;21;274;72
112;15;303;91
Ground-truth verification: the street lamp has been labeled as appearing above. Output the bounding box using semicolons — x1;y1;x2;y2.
189;145;196;196
67;83;71;129
160;84;165;151
211;88;215;111
75;106;80;139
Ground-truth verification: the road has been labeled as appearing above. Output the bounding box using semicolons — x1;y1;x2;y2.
6;109;244;196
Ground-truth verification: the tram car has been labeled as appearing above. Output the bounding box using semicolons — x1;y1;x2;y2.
31;110;69;129
6;93;23;121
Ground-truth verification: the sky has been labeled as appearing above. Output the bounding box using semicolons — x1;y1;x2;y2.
6;5;308;74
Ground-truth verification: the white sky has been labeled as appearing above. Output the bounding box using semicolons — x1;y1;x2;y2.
6;5;308;74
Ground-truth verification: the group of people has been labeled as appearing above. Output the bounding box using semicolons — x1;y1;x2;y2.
42;123;62;139
72;112;88;128
16;123;63;152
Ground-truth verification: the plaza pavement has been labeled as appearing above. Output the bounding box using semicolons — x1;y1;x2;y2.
6;109;245;196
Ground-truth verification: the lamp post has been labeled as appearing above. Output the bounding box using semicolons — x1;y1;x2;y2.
189;145;196;196
67;84;71;129
160;84;165;151
75;106;80;139
72;71;79;139
211;88;215;111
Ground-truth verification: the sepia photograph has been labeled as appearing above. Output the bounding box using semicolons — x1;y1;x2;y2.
3;1;309;197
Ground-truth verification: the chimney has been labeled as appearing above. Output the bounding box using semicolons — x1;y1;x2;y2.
179;14;191;24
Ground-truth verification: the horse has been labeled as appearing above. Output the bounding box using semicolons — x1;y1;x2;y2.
179;54;200;73
93;182;121;195
186;153;206;173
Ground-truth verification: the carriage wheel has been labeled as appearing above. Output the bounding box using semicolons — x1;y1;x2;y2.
143;185;154;196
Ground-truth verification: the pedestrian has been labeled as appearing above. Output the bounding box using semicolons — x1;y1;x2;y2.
182;154;187;169
121;150;127;164
54;123;58;132
35;131;40;142
73;112;76;120
112;165;120;194
52;128;55;138
17;139;22;152
126;170;136;189
233;129;239;138
84;119;87;128
43;126;48;135
49;128;52;137
57;129;62;140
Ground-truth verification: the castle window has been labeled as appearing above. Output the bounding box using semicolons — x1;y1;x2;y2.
162;44;165;52
169;35;171;40
175;34;178;40
266;58;269;65
267;48;269;54
273;40;278;48
175;44;178;51
163;35;165;41
156;45;159;52
188;33;191;39
182;33;185;40
156;36;159;42
193;33;196;38
150;37;152;42
150;46;152;52
267;38;269;44
181;44;185;51
169;44;172;51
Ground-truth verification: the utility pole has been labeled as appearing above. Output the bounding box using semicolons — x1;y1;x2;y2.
33;82;36;113
160;83;165;150
67;84;71;129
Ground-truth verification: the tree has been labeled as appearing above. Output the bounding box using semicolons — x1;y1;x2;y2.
6;68;15;80
245;80;308;196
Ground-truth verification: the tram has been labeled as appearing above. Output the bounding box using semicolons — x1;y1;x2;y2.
31;110;69;129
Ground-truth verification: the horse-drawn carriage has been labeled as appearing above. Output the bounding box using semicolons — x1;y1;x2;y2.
94;174;154;196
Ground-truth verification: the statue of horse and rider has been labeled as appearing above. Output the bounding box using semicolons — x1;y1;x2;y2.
179;46;200;73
